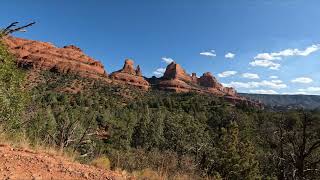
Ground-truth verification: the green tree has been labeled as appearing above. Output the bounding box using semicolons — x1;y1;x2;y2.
210;122;261;179
0;38;27;132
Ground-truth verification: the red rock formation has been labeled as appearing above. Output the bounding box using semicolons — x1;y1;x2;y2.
135;65;142;76
120;59;136;75
3;36;258;106
223;87;237;96
198;72;224;90
156;62;237;96
4;37;108;80
110;59;150;90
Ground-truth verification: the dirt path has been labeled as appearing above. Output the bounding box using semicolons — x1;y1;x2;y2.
0;144;128;180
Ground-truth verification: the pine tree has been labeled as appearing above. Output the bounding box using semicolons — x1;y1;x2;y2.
212;121;261;179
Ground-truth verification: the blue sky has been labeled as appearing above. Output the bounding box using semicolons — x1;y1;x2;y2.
2;0;320;94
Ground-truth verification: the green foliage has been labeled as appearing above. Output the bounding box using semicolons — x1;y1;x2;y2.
0;40;27;132
210;122;260;179
1;59;320;178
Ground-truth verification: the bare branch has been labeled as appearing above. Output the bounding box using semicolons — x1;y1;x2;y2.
1;22;35;37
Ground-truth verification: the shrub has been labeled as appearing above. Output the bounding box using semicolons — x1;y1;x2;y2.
91;156;111;170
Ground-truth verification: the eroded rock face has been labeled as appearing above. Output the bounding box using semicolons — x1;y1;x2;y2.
198;72;224;90
223;87;237;96
163;62;192;82
120;59;136;75
156;62;237;96
4;37;107;80
3;36;257;105
110;59;150;90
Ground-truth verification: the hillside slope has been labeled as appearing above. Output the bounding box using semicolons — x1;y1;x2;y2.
241;93;320;109
0;144;126;180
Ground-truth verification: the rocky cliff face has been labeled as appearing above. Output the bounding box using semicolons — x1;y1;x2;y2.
156;62;237;96
4;36;260;106
4;37;107;80
109;59;150;90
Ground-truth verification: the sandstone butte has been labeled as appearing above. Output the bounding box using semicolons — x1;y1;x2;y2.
4;36;262;107
110;59;150;90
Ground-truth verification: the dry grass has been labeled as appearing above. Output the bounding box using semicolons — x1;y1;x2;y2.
0;129;79;162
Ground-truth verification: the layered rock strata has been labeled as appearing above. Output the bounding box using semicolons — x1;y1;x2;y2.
109;59;150;90
156;62;237;96
4;37;107;80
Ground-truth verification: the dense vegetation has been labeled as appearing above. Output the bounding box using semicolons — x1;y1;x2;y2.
1;39;320;179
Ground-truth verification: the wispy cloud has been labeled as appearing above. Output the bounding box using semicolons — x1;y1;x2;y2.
161;57;174;64
153;68;166;77
269;75;278;79
254;44;320;60
200;50;216;57
298;87;320;94
249;89;278;94
291;77;313;84
250;44;320;70
223;80;287;89
282;91;308;95
225;52;235;59
249;60;281;70
242;73;259;79
271;79;283;83
218;71;237;78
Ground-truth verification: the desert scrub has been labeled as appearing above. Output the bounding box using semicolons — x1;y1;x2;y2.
91;156;111;170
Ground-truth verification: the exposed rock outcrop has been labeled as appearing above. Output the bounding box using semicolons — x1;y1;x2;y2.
4;37;108;80
110;59;150;90
156;62;233;96
154;62;262;106
3;36;260;107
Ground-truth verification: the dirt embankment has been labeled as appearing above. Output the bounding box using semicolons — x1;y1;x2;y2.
0;144;128;180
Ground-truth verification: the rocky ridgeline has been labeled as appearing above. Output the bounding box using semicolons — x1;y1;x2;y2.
4;37;108;80
4;37;262;107
110;59;150;90
157;62;236;96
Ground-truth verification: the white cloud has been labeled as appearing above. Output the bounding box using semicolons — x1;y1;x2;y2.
218;71;237;78
298;87;320;94
242;73;259;79
269;75;278;79
249;89;278;94
282;91;308;95
153;68;166;76
254;53;281;61
249;60;281;70
161;57;174;64
255;44;320;61
225;52;235;59
223;80;287;89
250;44;320;70
291;77;313;84
271;79;283;83
200;50;216;57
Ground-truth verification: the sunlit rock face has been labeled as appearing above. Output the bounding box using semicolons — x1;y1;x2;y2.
4;37;107;79
156;62;236;96
109;59;150;90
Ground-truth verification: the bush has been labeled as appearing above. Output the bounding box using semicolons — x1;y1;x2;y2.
91;156;111;170
133;168;162;180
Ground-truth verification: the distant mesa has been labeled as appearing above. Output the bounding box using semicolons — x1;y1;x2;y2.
109;59;150;90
